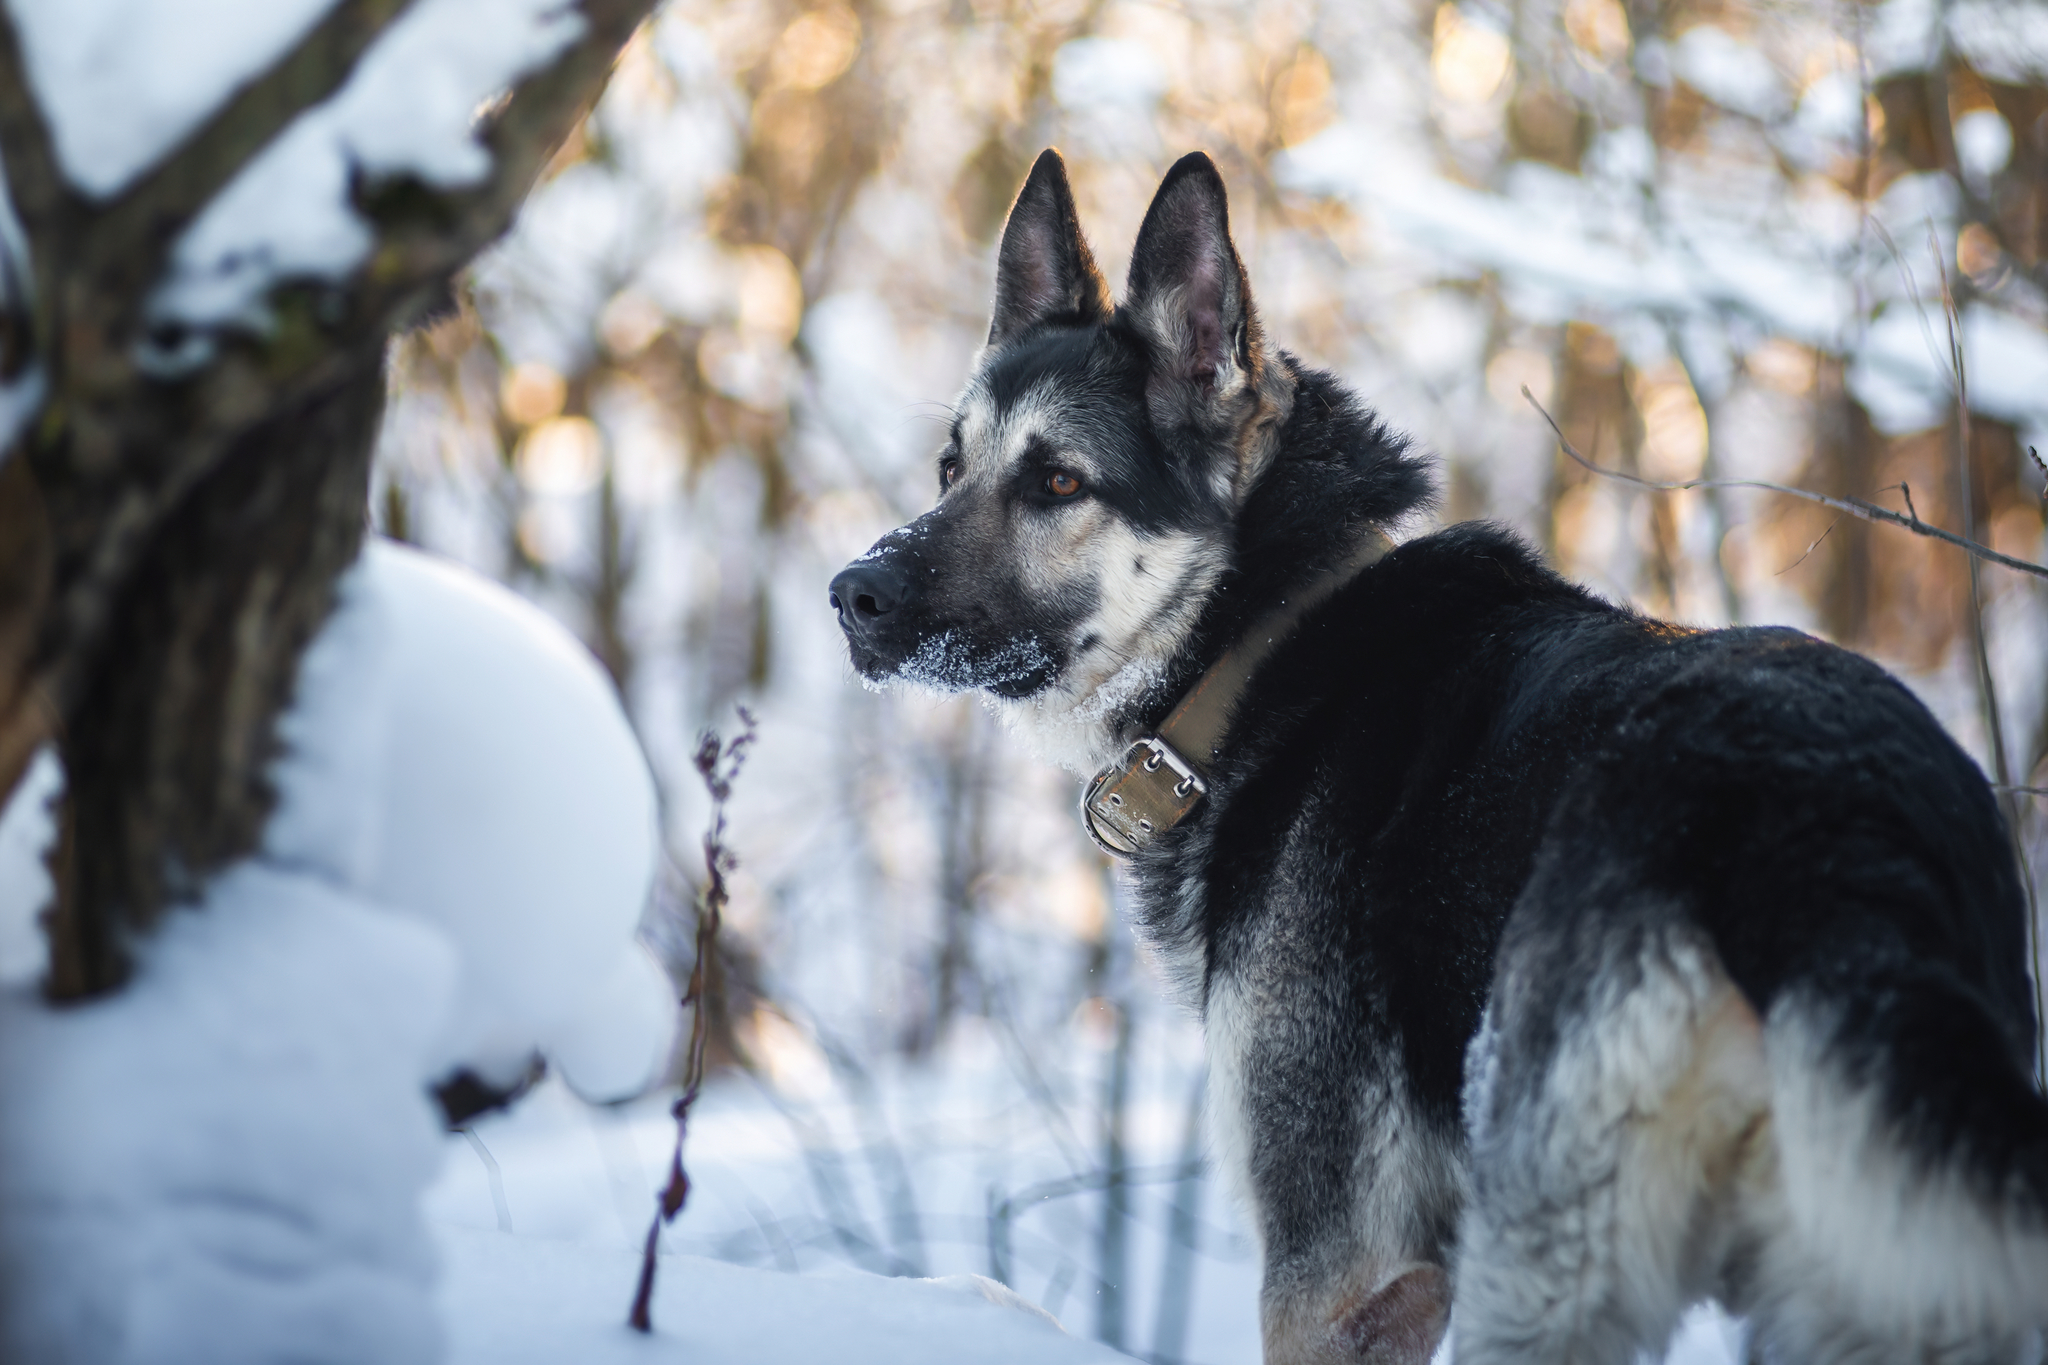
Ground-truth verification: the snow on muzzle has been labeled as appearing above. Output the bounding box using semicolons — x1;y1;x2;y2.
829;517;1059;698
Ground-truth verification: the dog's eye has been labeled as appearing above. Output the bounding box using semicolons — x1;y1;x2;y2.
939;457;963;491
1045;470;1083;498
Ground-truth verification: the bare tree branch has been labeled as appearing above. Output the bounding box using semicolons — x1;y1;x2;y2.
1521;387;2048;584
348;0;655;339
0;4;72;237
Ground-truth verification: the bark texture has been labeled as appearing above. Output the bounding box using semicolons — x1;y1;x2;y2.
0;0;657;997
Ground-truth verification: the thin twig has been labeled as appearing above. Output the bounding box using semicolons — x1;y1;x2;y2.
1521;387;2048;582
629;706;758;1334
1995;785;2048;799
1931;228;2043;1088
1776;517;1841;576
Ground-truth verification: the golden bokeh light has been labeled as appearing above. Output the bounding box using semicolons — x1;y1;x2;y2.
1486;347;1555;410
767;4;862;93
1746;338;1815;395
1957;222;2006;283
1272;47;1335;147
500;361;566;427
1634;368;1709;482
1433;4;1513;104
1563;0;1631;65
516;415;604;496
734;244;805;343
599;290;666;358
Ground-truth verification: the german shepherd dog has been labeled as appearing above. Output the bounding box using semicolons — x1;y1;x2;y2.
829;149;2048;1365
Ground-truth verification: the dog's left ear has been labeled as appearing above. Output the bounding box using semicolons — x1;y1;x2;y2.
1125;153;1272;421
1124;153;1284;497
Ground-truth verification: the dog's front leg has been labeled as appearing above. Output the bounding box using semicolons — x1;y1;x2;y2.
1206;968;1466;1365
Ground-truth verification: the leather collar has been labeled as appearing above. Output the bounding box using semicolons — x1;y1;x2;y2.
1081;528;1394;857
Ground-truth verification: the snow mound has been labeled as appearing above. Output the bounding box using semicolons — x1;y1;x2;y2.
270;537;672;1098
0;865;457;1365
0;538;676;1359
436;1226;1137;1365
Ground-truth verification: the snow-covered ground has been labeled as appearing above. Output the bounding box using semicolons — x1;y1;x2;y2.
437;1226;1134;1365
418;1061;1749;1365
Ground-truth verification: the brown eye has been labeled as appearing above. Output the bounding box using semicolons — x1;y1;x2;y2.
1046;470;1083;498
940;457;962;490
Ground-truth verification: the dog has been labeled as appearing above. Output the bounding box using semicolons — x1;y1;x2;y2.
829;148;2048;1365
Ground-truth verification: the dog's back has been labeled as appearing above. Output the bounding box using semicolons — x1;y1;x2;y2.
1132;512;2044;1364
1461;610;2043;1365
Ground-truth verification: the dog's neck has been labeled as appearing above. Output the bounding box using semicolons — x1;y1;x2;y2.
991;359;1434;775
1078;526;1395;855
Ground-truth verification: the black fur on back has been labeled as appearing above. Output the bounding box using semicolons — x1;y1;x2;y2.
1130;516;2040;1246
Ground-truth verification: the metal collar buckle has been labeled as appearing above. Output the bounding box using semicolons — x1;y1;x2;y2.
1081;736;1208;858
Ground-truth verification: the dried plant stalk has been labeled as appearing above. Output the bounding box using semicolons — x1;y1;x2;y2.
629;706;757;1334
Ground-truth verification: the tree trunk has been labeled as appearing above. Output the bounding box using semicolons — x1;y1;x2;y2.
0;0;657;998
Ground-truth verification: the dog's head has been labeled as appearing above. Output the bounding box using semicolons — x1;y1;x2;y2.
830;149;1295;771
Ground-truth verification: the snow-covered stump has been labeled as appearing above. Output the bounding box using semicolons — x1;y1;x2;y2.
0;1;675;1355
0;541;679;1361
0;0;654;996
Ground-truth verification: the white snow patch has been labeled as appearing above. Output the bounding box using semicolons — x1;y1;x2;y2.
1051;37;1168;113
0;746;60;988
1850;301;2048;436
0;863;458;1365
1670;26;1788;121
1866;0;1942;79
1949;0;2048;84
1954;109;2014;183
436;1227;1135;1365
1277;125;2048;441
1276;125;1850;348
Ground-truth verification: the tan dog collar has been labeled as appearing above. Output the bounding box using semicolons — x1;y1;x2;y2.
1081;528;1394;857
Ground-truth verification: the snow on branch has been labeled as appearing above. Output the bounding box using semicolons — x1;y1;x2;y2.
0;0;423;330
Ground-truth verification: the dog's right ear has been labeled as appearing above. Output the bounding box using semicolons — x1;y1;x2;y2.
988;149;1111;346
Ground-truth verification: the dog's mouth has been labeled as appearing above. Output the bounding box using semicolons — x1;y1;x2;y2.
843;625;1057;698
831;537;1062;698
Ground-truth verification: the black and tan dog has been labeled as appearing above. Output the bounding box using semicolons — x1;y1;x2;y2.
830;149;2048;1365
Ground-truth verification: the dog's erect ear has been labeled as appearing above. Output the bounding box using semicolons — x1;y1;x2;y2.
1124;152;1265;408
988;149;1111;346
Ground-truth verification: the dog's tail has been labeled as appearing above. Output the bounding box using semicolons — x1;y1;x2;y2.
1755;957;2048;1353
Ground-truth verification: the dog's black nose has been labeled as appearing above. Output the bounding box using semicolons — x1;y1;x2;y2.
829;559;911;637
